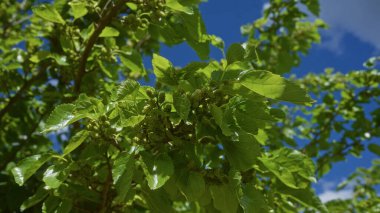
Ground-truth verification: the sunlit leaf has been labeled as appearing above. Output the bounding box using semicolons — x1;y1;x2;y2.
43;163;72;189
275;182;328;213
152;54;177;85
141;153;174;190
42;104;79;133
20;186;48;211
259;148;316;189
239;71;314;105
99;27;120;37
12;154;52;186
32;4;65;24
166;0;193;14
69;1;88;19
63;130;89;156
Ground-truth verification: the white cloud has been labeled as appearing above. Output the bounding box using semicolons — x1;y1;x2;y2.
319;0;380;53
318;180;354;203
319;188;353;203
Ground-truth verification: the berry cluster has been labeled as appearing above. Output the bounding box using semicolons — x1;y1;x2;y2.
87;115;116;141
123;0;167;31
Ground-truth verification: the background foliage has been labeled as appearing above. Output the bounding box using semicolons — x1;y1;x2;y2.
0;0;379;212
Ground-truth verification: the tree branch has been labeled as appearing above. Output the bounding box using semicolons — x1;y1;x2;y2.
100;154;113;213
74;0;128;94
0;69;45;122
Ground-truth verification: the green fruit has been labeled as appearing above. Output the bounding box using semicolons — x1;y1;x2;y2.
212;89;223;97
100;115;107;122
191;89;202;101
158;91;165;103
164;104;171;113
146;89;155;98
142;105;151;114
104;121;111;127
87;123;93;130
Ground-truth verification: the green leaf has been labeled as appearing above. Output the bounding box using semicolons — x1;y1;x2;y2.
368;143;380;156
69;1;88;19
113;152;135;202
269;108;286;120
275;51;295;74
210;184;239;213
142;187;175;213
43;163;71;189
233;98;274;135
211;104;233;136
118;50;145;76
30;51;50;63
12;154;52;186
74;94;105;117
177;171;205;201
227;43;245;64
99;27;120;37
63;130;89;156
20;186;49;211
301;0;320;16
42;104;79;133
208;34;225;52
259;148;316;189
254;129;268;145
239;71;314;105
239;183;269;213
141;153;174;190
122;115;145;127
275;182;328;213
152;54;177;85
166;0;194;14
42;196;60;213
176;10;210;60
80;23;95;41
126;2;138;10
114;79;140;101
30;51;68;65
173;92;191;120
222;132;260;171
55;200;72;213
32;4;65;24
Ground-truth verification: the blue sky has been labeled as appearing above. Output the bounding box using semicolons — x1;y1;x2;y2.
158;0;380;202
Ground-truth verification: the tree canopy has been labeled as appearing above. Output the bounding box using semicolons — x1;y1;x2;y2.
0;0;379;212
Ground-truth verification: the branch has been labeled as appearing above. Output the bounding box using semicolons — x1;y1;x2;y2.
0;69;45;122
100;154;113;213
74;0;128;94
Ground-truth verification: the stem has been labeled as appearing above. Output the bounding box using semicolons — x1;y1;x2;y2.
0;68;45;122
74;0;128;94
99;154;113;213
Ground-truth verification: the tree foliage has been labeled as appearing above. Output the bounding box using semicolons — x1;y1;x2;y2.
0;0;379;212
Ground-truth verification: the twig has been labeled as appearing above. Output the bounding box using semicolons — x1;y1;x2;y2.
99;154;113;213
0;68;45;122
74;0;128;94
